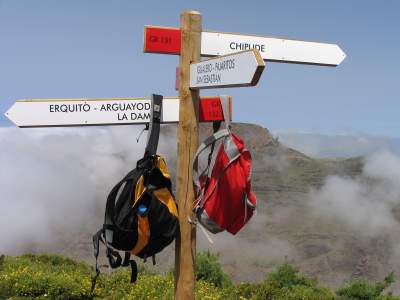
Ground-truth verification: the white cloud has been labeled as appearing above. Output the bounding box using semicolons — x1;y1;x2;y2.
308;150;400;236
273;129;400;158
0;125;176;253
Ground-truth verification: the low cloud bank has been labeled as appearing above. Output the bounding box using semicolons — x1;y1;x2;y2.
0;126;175;253
274;130;400;158
2;126;400;284
308;150;400;235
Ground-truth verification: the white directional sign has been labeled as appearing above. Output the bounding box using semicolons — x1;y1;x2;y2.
4;98;174;127
144;26;346;67
201;31;346;67
190;49;265;89
5;96;231;127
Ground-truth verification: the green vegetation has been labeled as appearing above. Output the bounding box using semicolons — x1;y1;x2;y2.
337;272;398;300
0;252;398;299
230;262;335;300
250;262;336;299
195;250;232;288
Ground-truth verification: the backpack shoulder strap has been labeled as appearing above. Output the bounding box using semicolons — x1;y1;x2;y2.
144;94;163;157
192;95;231;195
104;168;141;229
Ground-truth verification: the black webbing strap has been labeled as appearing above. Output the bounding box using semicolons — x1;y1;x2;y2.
130;260;138;283
107;248;122;269
91;229;123;293
92;229;122;270
91;229;113;293
91;231;138;293
122;251;131;267
91;229;103;293
144;94;162;157
123;252;138;284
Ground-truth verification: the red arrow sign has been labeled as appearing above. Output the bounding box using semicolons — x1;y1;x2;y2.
143;26;181;54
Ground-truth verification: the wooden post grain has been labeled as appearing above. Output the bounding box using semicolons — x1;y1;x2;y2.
174;10;201;300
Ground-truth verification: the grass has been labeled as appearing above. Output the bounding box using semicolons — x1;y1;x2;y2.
1;253;399;299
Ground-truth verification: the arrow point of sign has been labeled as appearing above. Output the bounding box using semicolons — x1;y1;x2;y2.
4;103;23;127
4;107;13;123
251;49;266;86
334;44;347;66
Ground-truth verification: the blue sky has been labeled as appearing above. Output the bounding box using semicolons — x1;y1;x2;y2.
1;0;399;137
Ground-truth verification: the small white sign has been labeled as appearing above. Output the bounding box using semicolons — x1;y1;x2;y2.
5;98;180;127
201;31;346;66
190;49;265;89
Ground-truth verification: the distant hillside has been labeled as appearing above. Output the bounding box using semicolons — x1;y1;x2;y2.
275;131;400;158
17;122;399;293
221;124;399;293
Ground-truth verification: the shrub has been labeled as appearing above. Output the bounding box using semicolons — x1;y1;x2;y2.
253;262;335;300
378;296;400;300
195;251;232;288
0;254;12;299
0;254;93;299
0;253;235;299
0;254;4;271
21;253;79;266
265;261;316;289
337;272;399;300
235;282;262;299
2;253;400;300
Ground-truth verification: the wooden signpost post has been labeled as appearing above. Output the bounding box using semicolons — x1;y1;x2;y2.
4;9;346;300
175;11;201;300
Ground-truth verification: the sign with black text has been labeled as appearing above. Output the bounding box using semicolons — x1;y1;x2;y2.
5;96;231;127
144;26;346;67
201;31;346;66
189;49;265;89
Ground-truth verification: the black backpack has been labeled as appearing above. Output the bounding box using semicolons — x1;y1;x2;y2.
92;94;179;288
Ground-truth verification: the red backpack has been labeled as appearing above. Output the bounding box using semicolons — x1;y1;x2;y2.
192;95;256;235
